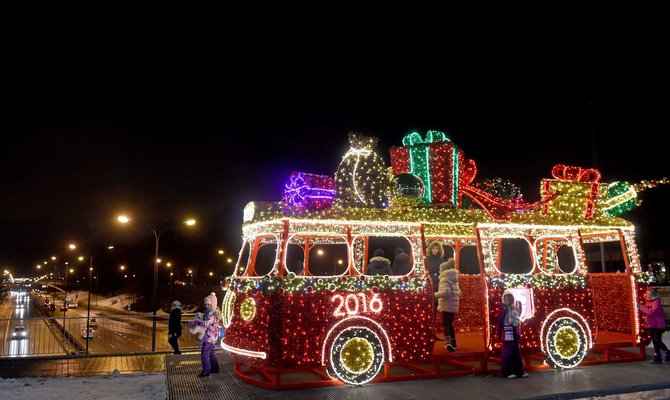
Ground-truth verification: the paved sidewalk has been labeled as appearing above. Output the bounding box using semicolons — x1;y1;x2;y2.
165;350;670;400
4;347;670;399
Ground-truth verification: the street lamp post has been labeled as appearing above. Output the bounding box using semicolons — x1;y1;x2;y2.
69;243;113;351
63;265;68;338
85;257;93;353
95;273;99;307
151;227;160;352
118;215;196;352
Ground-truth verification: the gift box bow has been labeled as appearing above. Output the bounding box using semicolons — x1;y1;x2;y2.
401;130;449;146
551;164;601;183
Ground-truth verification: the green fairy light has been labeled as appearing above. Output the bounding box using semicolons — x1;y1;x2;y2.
608;181;630;198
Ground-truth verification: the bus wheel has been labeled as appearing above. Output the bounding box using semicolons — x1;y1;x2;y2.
327;326;385;385
544;317;588;369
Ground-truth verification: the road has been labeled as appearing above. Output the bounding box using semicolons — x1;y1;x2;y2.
1;290;168;356
0;290;64;356
35;291;159;354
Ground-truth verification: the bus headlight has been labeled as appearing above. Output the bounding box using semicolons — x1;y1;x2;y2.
240;297;256;322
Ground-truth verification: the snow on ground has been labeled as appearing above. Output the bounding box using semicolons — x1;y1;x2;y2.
92;292;197;316
0;372;166;400
584;389;670;399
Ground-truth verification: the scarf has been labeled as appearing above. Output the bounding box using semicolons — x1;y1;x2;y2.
506;305;519;327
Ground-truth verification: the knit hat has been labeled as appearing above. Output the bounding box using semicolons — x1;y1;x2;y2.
439;258;455;272
373;249;385;257
171;300;183;310
204;292;218;307
394;247;405;256
502;289;514;303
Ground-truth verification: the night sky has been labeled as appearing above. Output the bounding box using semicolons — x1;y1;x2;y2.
1;82;668;276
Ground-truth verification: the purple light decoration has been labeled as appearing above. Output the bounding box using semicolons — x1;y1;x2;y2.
283;172;336;210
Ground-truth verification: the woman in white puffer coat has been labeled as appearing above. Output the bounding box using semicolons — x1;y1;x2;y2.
435;259;461;351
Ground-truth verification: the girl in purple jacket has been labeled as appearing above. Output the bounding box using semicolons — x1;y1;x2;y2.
638;288;669;364
496;290;528;378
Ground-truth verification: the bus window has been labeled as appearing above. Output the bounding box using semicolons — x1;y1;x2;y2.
535;238;577;274
366;236;413;276
556;245;577;274
308;239;348;276
285;242;305;275
583;241;626;273
498;238;534;274
458;246;480;275
236;241;251;276
254;237;279;276
444;245;455;260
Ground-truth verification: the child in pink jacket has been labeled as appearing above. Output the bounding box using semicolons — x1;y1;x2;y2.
188;292;222;376
638;288;669;364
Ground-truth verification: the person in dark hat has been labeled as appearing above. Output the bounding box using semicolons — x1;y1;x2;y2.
497;290;528;379
366;249;392;276
168;300;183;355
392;247;411;275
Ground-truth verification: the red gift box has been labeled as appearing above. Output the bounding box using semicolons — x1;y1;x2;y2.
390;132;475;206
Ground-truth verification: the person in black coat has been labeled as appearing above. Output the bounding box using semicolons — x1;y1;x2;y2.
426;241;445;340
168;300;183;355
367;249;392;276
392;247;412;275
292;257;305;275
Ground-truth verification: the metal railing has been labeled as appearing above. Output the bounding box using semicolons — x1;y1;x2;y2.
0;314;202;358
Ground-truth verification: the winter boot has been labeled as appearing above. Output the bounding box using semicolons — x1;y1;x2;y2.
445;336;456;352
650;353;663;364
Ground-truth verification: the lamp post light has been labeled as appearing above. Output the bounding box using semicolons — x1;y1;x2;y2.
64;244;78;339
169;272;174;299
117;215;196;352
165;262;172;299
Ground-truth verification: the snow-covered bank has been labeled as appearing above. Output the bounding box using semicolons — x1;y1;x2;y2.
0;372;166;400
